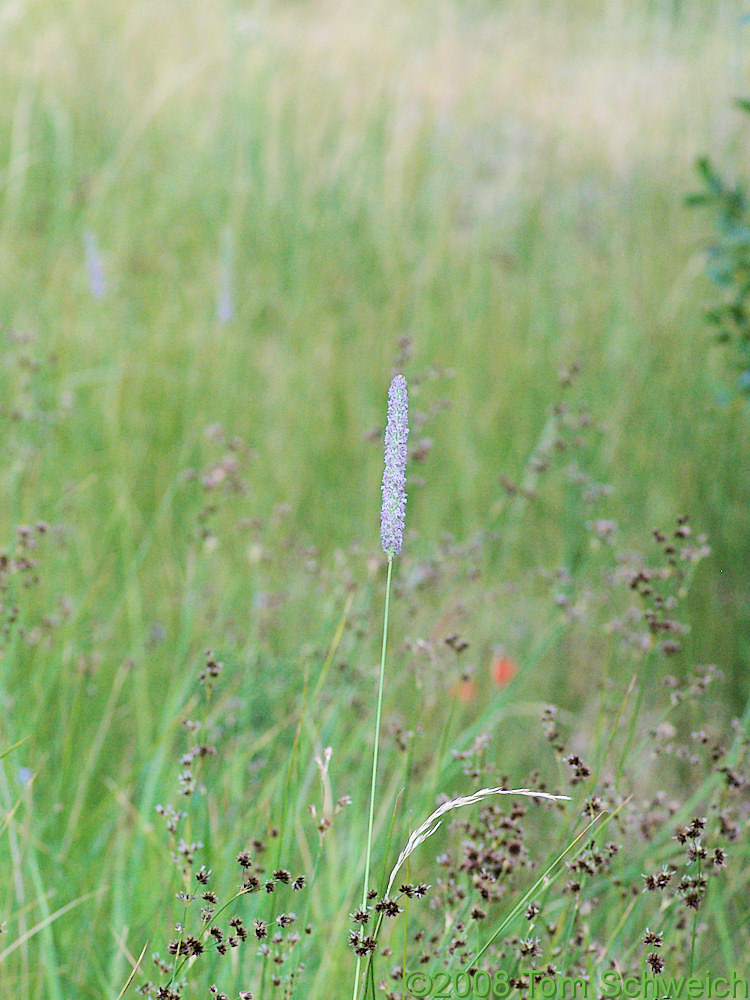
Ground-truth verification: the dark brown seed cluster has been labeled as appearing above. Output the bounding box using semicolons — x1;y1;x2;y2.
390;599;745;984
607;516;711;658
0;521;69;649
347;883;430;960
140;655;308;999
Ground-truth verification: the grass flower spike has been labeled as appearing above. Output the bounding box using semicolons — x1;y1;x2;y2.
353;374;408;1000
83;229;106;300
380;374;408;558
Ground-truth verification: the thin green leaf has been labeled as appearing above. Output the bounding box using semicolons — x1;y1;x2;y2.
464;809;614;972
0;736;29;762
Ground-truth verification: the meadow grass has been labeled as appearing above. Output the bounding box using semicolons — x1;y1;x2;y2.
1;0;750;996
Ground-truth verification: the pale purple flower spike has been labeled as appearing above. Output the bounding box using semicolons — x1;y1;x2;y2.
380;374;408;557
83;230;106;299
216;226;235;324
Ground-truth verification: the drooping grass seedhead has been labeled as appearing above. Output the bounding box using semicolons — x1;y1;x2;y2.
380;374;408;558
384;785;570;899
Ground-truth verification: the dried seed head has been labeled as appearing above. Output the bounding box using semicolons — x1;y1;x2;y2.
380;375;409;558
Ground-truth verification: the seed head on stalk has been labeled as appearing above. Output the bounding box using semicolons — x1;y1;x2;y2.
353;373;409;1000
380;374;408;558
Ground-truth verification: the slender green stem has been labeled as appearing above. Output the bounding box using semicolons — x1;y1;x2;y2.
352;556;394;1000
689;853;702;977
464;810;609;972
363;557;393;905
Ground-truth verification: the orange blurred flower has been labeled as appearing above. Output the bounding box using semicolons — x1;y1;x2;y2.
492;656;517;687
451;678;478;703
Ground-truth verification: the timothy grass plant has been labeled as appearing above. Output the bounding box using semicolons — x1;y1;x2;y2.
351;374;410;1000
352;376;572;998
3;2;750;997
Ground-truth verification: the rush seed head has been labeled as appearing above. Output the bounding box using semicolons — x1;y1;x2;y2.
380;374;409;558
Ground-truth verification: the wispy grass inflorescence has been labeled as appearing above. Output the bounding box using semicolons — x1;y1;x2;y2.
380;374;408;558
384;786;570;899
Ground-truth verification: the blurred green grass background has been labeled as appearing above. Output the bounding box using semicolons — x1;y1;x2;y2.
2;0;750;995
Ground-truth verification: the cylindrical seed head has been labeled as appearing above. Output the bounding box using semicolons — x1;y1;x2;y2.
380;375;409;558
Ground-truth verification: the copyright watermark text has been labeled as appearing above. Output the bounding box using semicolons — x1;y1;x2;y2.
403;970;750;999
